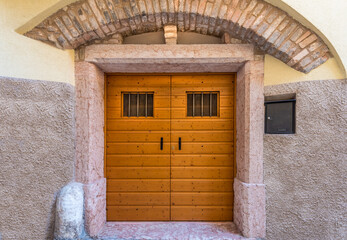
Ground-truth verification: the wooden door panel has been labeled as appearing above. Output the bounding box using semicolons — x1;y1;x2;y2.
107;193;170;206
107;132;170;143
170;206;233;221
171;87;234;96
171;193;233;206
171;179;234;192
171;167;234;179
107;75;171;86
106;75;171;221
171;119;233;130
107;120;170;131
171;143;233;154
107;87;170;96
106;74;235;221
107;155;170;167
171;131;233;142
107;167;170;179
106;143;171;154
169;75;233;84
107;206;170;221
107;179;170;192
171;155;234;166
170;75;235;221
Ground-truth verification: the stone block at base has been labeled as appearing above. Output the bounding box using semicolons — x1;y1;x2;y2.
84;178;106;237
233;178;266;238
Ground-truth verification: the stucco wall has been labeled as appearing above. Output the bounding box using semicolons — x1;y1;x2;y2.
264;79;347;240
0;77;75;239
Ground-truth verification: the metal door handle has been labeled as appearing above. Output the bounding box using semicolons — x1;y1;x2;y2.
160;137;163;150
179;137;181;150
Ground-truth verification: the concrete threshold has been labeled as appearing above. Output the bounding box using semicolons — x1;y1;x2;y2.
93;222;254;240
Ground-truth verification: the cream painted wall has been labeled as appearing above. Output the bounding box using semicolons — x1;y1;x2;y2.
0;0;346;85
264;56;345;86
0;0;75;85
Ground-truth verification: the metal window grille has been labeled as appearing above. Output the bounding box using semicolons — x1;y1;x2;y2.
187;92;218;117
123;93;153;117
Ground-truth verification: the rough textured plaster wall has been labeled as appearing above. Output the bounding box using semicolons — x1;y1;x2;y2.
264;79;347;240
0;77;75;239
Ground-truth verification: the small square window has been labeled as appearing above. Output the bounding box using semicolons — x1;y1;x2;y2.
187;92;218;117
123;92;153;117
265;95;296;134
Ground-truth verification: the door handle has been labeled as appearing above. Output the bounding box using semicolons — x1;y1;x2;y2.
160;137;163;150
179;137;181;150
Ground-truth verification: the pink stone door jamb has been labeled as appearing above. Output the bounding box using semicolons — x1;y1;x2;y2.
74;44;266;238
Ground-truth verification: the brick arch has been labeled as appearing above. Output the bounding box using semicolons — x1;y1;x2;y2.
25;0;330;73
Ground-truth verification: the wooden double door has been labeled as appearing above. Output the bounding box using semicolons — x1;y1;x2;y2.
106;74;235;221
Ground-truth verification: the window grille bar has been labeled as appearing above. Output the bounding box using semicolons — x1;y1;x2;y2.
201;93;204;116
192;93;195;117
136;93;139;117
128;94;130;117
145;93;148;117
210;93;212;117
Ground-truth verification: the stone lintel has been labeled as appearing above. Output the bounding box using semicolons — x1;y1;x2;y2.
84;44;254;61
91;62;243;73
83;44;254;72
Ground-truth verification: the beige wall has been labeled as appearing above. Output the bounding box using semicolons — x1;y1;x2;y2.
264;56;345;86
0;0;346;85
0;0;75;85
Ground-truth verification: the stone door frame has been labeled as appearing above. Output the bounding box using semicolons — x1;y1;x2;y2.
74;43;265;238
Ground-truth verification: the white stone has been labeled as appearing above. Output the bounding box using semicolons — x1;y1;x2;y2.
164;25;177;45
54;182;84;240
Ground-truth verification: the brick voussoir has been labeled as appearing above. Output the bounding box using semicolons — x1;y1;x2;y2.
25;0;330;73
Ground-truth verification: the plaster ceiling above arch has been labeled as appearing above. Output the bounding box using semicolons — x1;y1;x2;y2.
24;0;331;73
